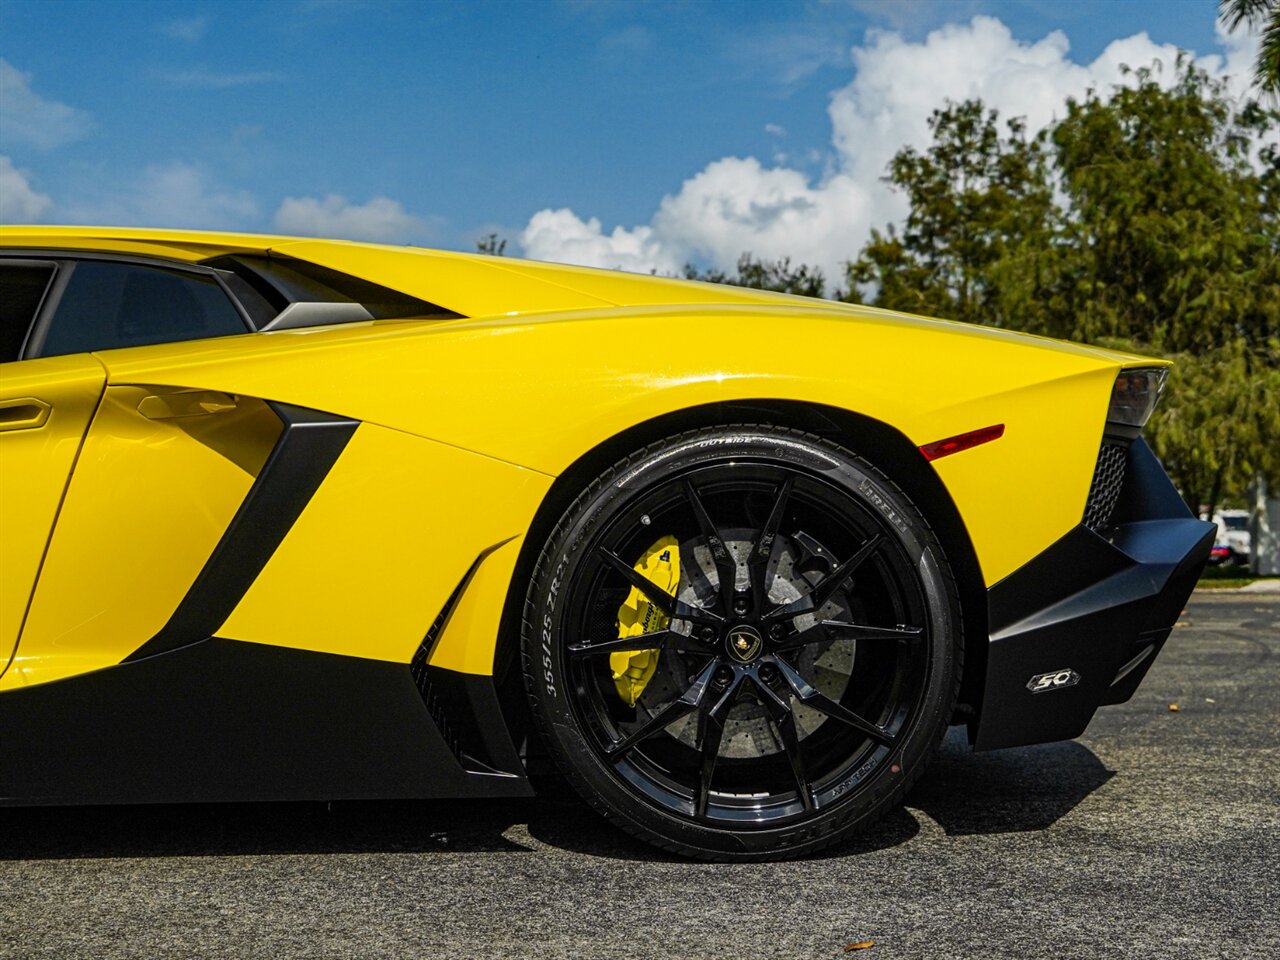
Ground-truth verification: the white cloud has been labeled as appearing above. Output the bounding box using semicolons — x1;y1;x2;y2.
1207;19;1265;98
764;123;787;137
273;194;423;242
829;17;1257;192
650;159;872;270
159;16;209;42
0;156;52;221
531;156;873;277
522;207;678;275
61;161;258;229
0;58;92;150
518;16;1270;283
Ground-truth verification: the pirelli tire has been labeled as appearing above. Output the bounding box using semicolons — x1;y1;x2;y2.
520;425;963;861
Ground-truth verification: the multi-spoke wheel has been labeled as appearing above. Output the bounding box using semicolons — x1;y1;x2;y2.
522;426;961;860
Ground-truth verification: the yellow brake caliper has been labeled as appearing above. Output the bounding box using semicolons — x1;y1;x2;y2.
612;535;681;707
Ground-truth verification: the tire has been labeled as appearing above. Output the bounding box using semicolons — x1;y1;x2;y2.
520;425;962;860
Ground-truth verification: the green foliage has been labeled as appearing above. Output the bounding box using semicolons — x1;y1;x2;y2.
1219;0;1280;95
1048;60;1277;353
1146;341;1280;513
845;100;1056;326
683;253;826;297
845;57;1280;512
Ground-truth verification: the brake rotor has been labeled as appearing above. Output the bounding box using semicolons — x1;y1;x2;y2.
637;528;860;759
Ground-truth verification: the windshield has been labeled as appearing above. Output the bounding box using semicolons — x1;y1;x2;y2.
1223;516;1248;531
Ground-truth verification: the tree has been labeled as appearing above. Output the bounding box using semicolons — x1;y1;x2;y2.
476;232;507;256
683;253;826;297
847;59;1280;513
1048;59;1277;353
843;100;1057;328
1149;341;1280;517
1220;0;1280;96
1047;60;1279;512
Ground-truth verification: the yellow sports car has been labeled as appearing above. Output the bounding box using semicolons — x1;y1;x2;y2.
0;227;1212;860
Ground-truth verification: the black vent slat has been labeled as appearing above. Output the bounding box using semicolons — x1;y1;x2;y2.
410;554;488;763
1083;441;1128;530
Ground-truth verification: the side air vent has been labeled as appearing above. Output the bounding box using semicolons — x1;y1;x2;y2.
408;555;524;780
259;301;374;332
201;253;463;330
1083;440;1129;531
410;566;476;759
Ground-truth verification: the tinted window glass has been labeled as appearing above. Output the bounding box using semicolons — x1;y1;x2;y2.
39;261;247;357
0;262;56;362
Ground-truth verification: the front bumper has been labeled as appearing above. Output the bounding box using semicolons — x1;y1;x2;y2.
973;438;1214;751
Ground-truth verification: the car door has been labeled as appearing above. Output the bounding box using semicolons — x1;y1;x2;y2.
0;254;270;687
0;259;106;679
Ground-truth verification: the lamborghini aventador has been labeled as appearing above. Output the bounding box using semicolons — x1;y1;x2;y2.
0;227;1213;860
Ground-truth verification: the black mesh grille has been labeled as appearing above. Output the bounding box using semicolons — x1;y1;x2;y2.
1083;441;1128;530
411;557;486;761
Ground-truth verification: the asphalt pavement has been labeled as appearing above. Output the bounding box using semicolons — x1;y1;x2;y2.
1;592;1276;960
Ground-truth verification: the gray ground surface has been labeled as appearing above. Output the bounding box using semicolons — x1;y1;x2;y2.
1;592;1276;959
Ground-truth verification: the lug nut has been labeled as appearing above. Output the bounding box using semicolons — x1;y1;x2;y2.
733;596;751;616
758;663;778;684
769;623;787;641
699;626;717;643
714;665;735;686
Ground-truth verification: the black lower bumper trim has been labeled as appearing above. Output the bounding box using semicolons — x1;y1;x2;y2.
974;439;1214;751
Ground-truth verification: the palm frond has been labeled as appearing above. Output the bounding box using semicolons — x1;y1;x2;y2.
1219;0;1274;32
1258;5;1280;95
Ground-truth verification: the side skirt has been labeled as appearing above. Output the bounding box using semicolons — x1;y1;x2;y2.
0;638;532;805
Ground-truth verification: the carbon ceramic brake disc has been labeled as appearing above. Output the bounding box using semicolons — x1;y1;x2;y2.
641;531;858;759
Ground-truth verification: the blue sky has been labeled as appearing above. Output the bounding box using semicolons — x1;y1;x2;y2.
0;0;1257;277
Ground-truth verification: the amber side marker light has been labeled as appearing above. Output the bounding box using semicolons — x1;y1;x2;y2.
919;423;1005;461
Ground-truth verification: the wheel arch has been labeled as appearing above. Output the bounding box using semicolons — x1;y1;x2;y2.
493;399;988;759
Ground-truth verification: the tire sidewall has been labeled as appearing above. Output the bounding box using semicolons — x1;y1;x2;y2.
523;428;959;859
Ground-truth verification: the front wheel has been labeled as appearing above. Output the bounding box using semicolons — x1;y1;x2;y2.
521;425;962;860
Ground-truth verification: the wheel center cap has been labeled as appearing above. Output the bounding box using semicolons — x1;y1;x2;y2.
725;625;764;663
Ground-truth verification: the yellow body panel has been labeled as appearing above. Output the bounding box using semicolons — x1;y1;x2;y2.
0;227;1170;686
0;355;105;675
0;226;907;316
918;368;1123;584
272;240;615;315
426;536;525;675
2;386;280;688
218;422;550;663
270;238;845;314
96;304;1136;586
0;225;286;262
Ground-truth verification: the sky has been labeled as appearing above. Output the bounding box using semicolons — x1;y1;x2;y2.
0;0;1267;281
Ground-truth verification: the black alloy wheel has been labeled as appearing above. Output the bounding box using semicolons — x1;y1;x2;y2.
522;425;962;860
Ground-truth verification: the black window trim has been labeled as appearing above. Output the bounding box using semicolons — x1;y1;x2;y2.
22;259;75;359
0;250;257;360
0;257;62;362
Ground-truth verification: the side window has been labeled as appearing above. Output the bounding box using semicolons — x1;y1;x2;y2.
0;261;57;362
36;261;248;358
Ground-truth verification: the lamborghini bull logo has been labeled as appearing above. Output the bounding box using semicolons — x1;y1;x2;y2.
726;626;764;663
